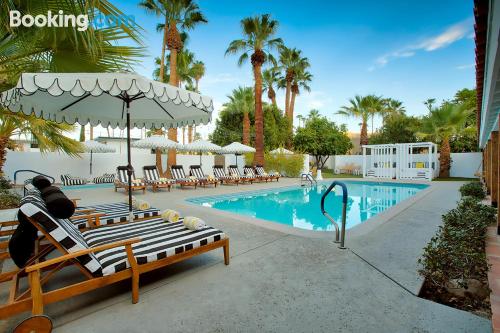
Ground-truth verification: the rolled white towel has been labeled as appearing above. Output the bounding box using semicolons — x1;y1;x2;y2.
161;209;180;223
183;216;206;230
133;199;150;210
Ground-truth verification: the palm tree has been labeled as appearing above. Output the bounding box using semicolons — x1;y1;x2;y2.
225;14;283;165
140;0;207;174
262;67;279;106
424;98;436;112
337;95;371;146
176;49;195;88
0;111;83;173
278;47;309;119
418;103;471;177
289;68;312;122
224;87;254;145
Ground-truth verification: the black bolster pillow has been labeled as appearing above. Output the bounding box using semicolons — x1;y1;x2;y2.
44;192;75;218
9;211;38;268
40;185;62;199
32;175;51;190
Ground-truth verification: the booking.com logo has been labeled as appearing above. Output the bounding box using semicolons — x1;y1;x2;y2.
9;10;135;32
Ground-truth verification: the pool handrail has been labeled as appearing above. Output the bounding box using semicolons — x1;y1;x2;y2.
14;169;55;186
320;181;348;249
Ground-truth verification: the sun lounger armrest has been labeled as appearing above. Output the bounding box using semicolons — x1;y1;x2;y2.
74;208;96;214
0;220;19;227
25;237;142;273
71;198;81;207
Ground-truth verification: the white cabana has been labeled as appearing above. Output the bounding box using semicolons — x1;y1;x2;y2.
0;72;213;219
83;140;116;175
181;140;221;166
220;142;256;167
362;142;438;181
270;147;294;154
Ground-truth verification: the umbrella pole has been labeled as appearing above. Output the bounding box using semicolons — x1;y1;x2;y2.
125;100;134;221
90;150;93;176
200;152;202;166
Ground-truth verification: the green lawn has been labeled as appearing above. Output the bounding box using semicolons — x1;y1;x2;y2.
321;170;362;179
433;177;479;182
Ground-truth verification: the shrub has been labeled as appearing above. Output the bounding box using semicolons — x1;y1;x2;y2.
418;197;496;289
459;181;485;200
264;153;304;177
0;189;21;209
0;176;11;190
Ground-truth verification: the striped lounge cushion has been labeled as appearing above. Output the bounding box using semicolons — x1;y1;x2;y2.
116;167;145;186
93;174;115;184
82;218;227;276
255;166;279;177
143;167;173;184
61;174;87;186
72;202;160;229
243;166;261;178
170;166;193;182
213;166;237;180
228;166;251;179
19;194;103;276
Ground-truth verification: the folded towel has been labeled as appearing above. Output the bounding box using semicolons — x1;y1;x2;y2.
189;175;197;181
207;174;215;181
161;209;180;223
131;179;142;184
183;216;206;230
133;199;150;210
159;177;169;182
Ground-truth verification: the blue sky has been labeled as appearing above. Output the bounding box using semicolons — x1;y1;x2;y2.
111;0;475;139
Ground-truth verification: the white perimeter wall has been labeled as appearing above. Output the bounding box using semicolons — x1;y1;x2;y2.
5;151;311;183
324;152;482;178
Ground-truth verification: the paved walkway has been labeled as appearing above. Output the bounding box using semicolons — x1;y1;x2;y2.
0;179;492;332
487;226;500;332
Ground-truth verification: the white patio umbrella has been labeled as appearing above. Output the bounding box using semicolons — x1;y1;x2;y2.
270;147;294;154
181;139;221;166
83;140;116;176
0;73;213;220
132;135;180;150
220;142;256;167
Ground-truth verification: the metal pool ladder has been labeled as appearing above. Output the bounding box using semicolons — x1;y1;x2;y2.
320;181;348;249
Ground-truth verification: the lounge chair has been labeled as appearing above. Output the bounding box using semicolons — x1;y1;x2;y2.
213;165;239;185
0;192;229;320
255;165;280;182
228;165;254;184
60;174;87;186
170;165;198;189
244;165;269;182
115;166;146;194
142;165;174;192
189;165;218;187
92;173;115;184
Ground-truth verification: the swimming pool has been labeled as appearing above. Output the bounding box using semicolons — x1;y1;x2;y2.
62;183;114;190
187;181;429;231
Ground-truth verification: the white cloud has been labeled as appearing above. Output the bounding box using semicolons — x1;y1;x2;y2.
456;63;474;70
368;18;473;71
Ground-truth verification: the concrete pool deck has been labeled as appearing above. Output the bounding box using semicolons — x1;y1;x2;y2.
1;178;492;332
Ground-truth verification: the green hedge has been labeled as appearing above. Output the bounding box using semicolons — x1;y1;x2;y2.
418;197;495;289
0;189;20;210
243;152;304;177
459;181;486;200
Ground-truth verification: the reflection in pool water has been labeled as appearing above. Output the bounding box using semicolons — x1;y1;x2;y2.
189;181;428;231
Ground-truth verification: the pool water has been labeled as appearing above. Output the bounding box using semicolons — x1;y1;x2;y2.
62;183;114;190
187;181;429;231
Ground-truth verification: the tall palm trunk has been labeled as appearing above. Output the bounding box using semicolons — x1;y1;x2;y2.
268;86;276;107
159;17;168;81
188;125;193;143
290;85;297;124
360;121;368;146
166;20;181;176
242;112;250;145
79;125;85;142
439;136;451;178
285;79;292;118
0;136;9;174
89;126;93;140
252;52;265;165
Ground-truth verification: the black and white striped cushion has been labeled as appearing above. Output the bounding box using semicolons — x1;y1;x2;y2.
82;218;226;276
213;167;234;180
116;168;145;186
228;166;251;179
72;202;160;229
244;166;262;178
93;174;115;184
190;166;207;180
61;174;87;186
170;166;192;182
19;194;103;276
143;168;160;182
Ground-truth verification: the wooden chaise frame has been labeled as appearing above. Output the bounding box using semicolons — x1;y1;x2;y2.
171;166;198;189
142;166;172;192
189;166;218;188
213;166;239;186
114;180;146;194
0;215;229;319
244;166;270;183
228;166;254;184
